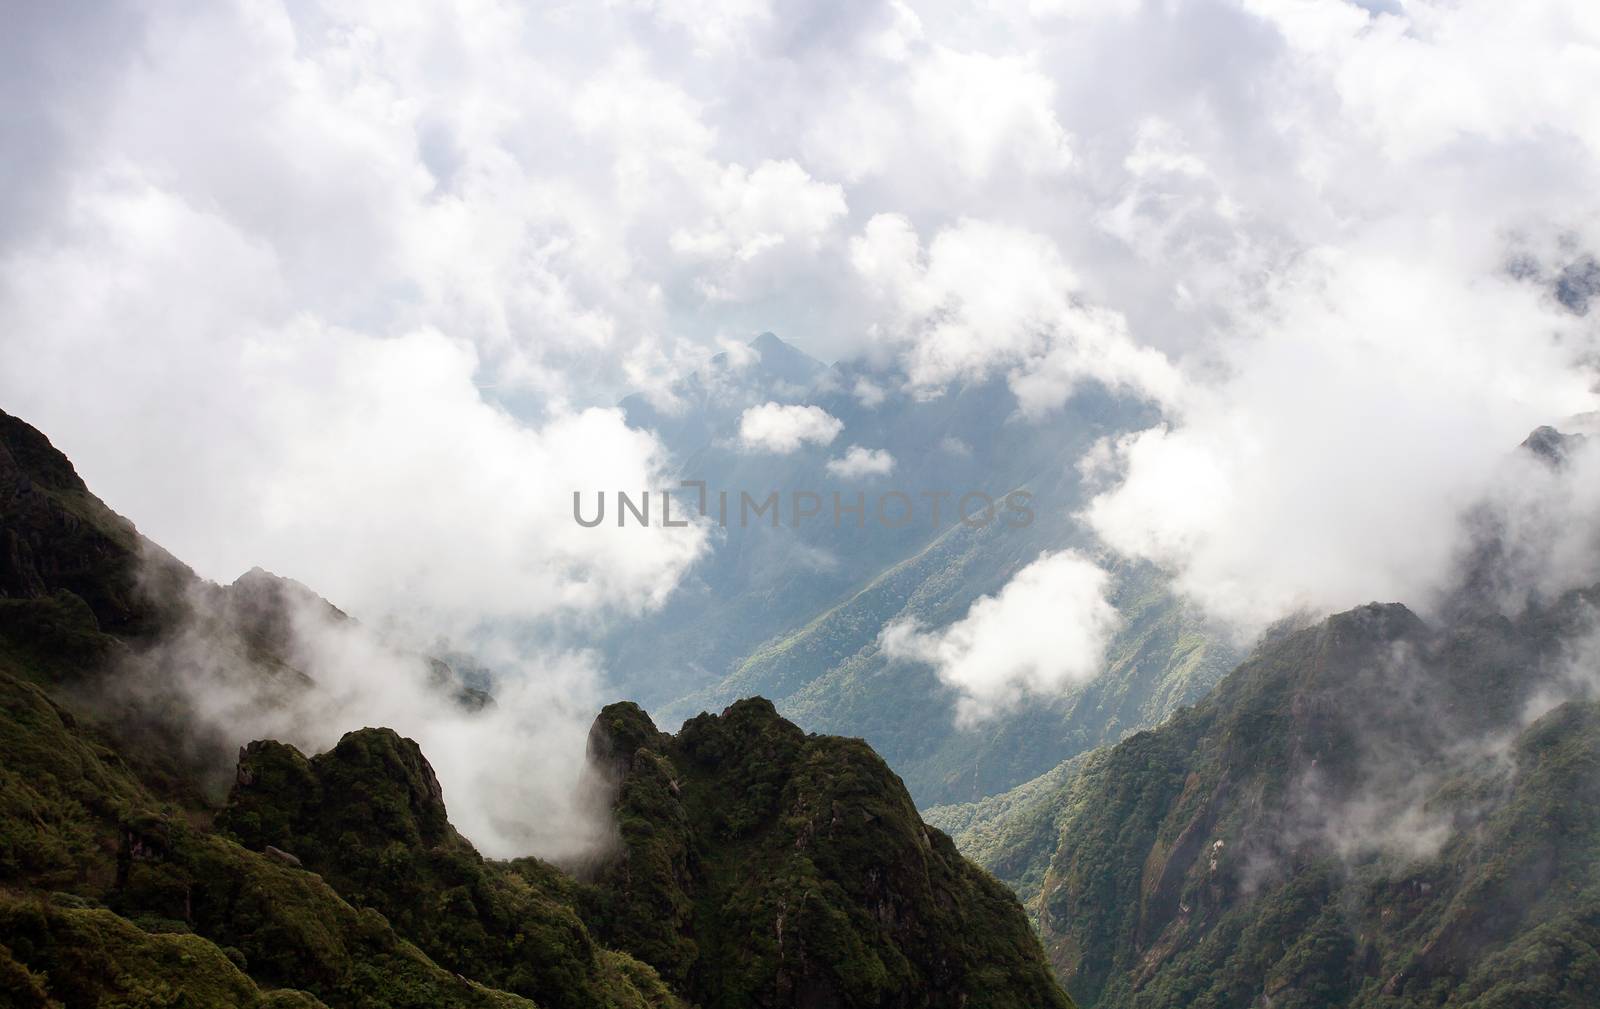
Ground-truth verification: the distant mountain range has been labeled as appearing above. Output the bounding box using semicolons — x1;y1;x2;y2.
606;333;1238;807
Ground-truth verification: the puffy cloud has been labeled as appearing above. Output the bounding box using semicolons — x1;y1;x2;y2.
1025;0;1141;17
852;377;888;407
622;0;774;55
851;214;1182;414
907;46;1074;181
670;159;846;262
825;445;896;478
0;177;707;636
803;39;1074;186
881;550;1120;724
1240;0;1600;162
1085;238;1598;630
736;402;844;453
1077;0;1600;634
670;159;848;299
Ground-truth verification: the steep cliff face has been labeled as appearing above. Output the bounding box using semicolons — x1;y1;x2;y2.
943;593;1600;1008
582;697;1075;1009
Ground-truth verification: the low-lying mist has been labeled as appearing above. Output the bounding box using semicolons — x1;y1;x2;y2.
91;560;619;862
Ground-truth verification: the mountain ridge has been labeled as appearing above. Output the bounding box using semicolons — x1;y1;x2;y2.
934;583;1600;1007
0;405;1074;1007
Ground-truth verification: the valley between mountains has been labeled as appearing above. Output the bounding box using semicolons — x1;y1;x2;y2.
5;394;1600;1009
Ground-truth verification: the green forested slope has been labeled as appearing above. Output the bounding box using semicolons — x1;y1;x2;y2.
665;511;1237;808
613;340;1234;810
936;596;1600;1008
581;698;1072;1009
0;406;1072;1008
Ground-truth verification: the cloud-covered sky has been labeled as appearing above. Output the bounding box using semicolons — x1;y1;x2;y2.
5;0;1600;652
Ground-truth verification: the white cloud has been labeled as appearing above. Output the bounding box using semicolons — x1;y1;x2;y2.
0;176;707;635
1025;0;1141;18
908;46;1074;181
736;401;844;453
826;445;896;478
881;550;1120;724
804;42;1074;186
1085;239;1598;630
670;159;847;262
670;158;848;300
853;376;888;407
852;213;1182;414
1240;0;1600;163
622;0;774;55
124;584;615;859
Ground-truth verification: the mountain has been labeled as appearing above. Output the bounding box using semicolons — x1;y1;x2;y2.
679;551;1235;806
607;333;1237;807
580;698;1071;1008
609;333;1143;715
0;406;1071;1007
928;580;1600;1007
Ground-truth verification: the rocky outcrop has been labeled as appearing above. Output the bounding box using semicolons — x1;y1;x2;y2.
583;697;1074;1009
217;727;678;1009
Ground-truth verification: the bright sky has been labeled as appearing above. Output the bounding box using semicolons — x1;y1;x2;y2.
4;0;1599;634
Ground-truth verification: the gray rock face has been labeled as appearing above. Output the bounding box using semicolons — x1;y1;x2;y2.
263;845;302;868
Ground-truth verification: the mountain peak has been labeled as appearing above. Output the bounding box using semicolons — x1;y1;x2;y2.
585;696;1071;1007
0;408;88;496
0;407;193;636
748;330;786;352
586;700;666;776
1521;423;1587;467
743;330;826;386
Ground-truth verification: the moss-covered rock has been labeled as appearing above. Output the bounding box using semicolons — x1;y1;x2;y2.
217;726;681;1009
0;893;326;1009
0;664;530;1009
583;697;1075;1009
111;819;545;1009
0;667;159;894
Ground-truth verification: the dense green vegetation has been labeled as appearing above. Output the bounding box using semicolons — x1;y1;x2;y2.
217;728;678;1009
582;698;1072;1009
937;597;1600;1007
0;406;1072;1007
778;556;1235;806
